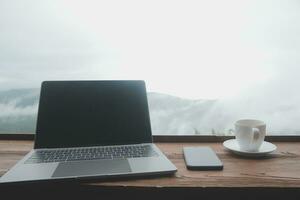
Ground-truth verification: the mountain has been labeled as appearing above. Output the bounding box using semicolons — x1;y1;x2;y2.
147;92;220;135
0;89;221;135
0;88;299;135
0;89;39;134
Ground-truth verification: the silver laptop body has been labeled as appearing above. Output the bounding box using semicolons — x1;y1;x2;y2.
0;80;177;184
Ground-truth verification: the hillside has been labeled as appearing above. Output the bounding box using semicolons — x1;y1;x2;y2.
0;89;299;135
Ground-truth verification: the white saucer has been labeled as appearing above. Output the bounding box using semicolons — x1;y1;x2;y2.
223;139;277;157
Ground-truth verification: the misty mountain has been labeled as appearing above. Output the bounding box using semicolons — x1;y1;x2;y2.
147;93;220;135
0;88;299;135
0;89;39;134
0;88;218;134
0;88;39;107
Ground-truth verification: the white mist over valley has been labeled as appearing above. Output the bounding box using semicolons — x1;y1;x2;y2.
0;88;299;135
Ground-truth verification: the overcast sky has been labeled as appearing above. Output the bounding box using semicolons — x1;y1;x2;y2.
0;0;300;99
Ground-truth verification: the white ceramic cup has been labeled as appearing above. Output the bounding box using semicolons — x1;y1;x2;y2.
235;119;266;152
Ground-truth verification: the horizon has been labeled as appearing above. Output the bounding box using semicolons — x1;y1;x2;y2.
0;87;299;135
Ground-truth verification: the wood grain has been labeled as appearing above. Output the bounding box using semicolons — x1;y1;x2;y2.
0;140;300;188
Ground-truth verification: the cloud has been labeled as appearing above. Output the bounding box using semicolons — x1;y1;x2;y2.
0;102;38;117
0;0;300;100
0;89;39;117
0;89;299;135
0;1;119;90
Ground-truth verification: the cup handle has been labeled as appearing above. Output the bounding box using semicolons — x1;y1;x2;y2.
251;127;260;144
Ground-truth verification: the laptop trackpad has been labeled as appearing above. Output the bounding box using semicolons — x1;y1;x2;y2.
52;159;131;178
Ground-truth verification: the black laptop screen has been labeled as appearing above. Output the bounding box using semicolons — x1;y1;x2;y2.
35;81;152;149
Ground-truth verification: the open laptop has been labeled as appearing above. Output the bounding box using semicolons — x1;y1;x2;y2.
0;80;177;184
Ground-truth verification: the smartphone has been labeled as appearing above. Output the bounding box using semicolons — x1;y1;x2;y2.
183;147;223;170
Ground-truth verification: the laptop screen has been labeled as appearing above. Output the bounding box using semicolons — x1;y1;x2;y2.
34;80;152;149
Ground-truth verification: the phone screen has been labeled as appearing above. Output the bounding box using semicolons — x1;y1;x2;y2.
183;147;223;170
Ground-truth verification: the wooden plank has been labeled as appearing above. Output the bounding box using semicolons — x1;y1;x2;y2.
2;134;300;142
0;140;300;188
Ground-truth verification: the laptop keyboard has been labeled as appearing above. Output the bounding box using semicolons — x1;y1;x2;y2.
25;144;158;164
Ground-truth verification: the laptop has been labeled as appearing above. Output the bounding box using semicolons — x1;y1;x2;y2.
0;80;177;184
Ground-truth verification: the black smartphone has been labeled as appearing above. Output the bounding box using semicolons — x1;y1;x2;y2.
183;147;223;170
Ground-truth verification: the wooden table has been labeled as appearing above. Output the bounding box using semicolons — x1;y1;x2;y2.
0;140;300;199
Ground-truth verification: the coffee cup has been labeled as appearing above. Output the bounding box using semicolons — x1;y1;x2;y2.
234;119;266;152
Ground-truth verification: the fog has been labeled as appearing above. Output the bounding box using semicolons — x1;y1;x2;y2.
0;89;299;135
0;1;300;134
